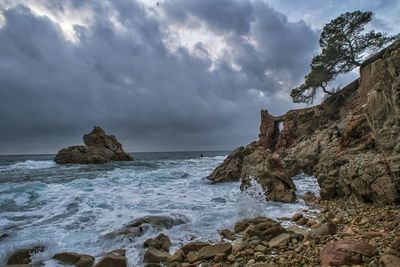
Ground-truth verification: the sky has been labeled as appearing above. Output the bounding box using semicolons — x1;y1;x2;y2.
0;0;399;155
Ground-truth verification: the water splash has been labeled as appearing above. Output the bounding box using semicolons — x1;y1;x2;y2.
235;178;266;219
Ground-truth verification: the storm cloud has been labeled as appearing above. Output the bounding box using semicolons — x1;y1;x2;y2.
0;0;396;154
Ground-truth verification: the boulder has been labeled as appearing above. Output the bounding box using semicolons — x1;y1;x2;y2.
186;251;199;263
94;250;126;267
7;246;44;265
320;239;376;266
143;247;170;263
55;126;133;164
181;241;210;254
105;215;186;239
311;222;337;238
167;249;185;263
53;252;95;267
198;243;232;260
380;254;400;267
143;233;171;252
234;217;285;241
219;229;235;240
268;233;291;248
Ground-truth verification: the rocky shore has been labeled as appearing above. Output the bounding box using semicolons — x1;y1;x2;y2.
4;34;399;267
6;195;399;267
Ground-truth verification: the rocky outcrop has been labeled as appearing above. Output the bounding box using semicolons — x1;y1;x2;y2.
207;143;296;203
54;126;133;164
209;41;400;205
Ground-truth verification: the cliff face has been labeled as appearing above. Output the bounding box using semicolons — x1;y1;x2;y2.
209;42;400;205
261;42;400;204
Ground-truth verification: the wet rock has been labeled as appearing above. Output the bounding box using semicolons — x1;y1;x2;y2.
186;251;199;263
219;229;235;240
207;144;257;183
311;222;337;238
0;233;9;241
94;250;126;267
106;215;186;239
143;233;171;252
291;213;303;222
7;246;44;265
181;241;210;254
55;126;133;164
268;233;291;248
245;223;285;242
143;247;170;264
320;239;376;266
240;147;297;203
167;249;184;263
198;243;232;260
295;217;308;225
380;254;400;267
53;252;95;267
53;252;81;264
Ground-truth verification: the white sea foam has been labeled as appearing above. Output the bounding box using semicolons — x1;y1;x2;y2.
1;160;56;172
0;154;318;266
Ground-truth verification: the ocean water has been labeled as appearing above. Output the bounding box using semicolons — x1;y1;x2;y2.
0;152;319;266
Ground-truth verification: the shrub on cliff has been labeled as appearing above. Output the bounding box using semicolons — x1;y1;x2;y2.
291;11;396;104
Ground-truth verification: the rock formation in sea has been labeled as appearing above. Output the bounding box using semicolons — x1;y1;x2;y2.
54;126;133;164
208;41;400;205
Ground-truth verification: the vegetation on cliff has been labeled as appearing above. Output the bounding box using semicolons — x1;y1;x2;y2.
291;11;397;104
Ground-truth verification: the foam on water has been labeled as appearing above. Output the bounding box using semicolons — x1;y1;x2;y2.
0;153;319;266
0;160;56;172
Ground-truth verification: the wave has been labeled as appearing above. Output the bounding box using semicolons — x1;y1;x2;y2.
1;160;56;172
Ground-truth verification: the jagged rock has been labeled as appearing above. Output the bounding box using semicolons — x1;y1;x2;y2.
198;243;232;260
55;126;133;164
105;215;186;239
240;147;296;202
219;229;235;240
208;143;296;203
7;246;44;265
143;247;170;263
94;250;126;267
320;239;376;266
207;144;256;183
181;241;210;254
210;42;400;204
143;233;171;252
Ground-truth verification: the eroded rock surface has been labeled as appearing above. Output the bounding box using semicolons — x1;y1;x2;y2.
55;126;133;164
209;41;400;204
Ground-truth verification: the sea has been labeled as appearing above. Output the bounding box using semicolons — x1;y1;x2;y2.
0;151;320;266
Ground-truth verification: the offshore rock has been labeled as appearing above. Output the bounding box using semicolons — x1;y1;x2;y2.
54;126;133;164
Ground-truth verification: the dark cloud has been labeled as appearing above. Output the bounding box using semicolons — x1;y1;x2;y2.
0;0;321;154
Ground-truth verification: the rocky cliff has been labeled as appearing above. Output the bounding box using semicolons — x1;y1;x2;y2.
54;126;133;164
208;41;400;205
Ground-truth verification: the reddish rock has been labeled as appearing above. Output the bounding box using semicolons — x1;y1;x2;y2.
320;239;376;266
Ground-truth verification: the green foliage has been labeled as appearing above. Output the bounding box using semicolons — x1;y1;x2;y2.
291;11;396;104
